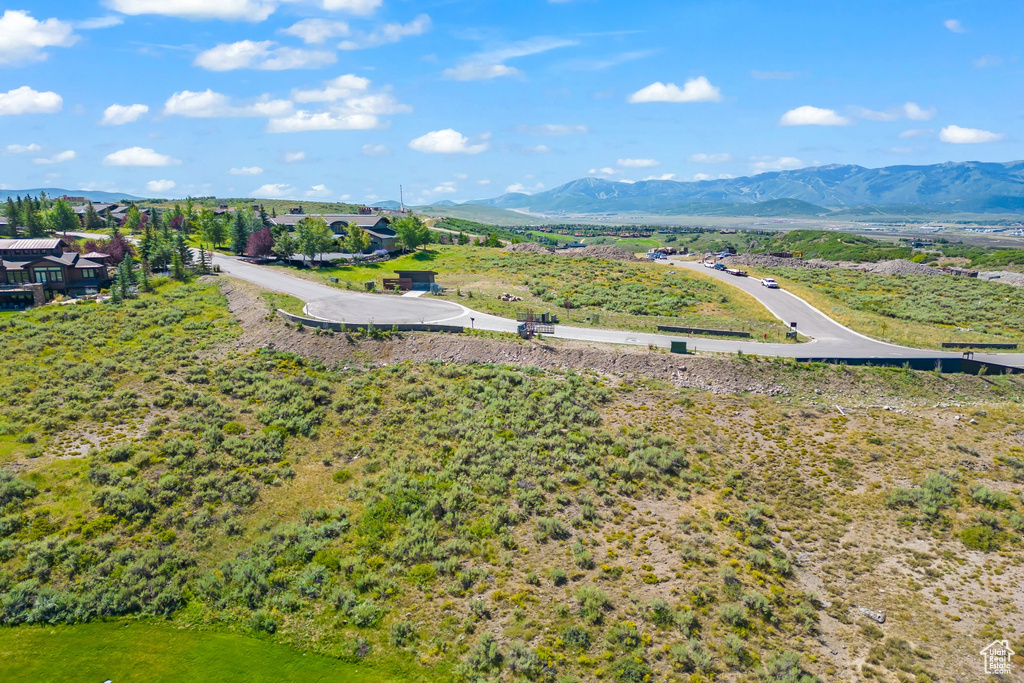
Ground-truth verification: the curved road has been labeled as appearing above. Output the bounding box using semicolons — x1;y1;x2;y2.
213;254;1024;368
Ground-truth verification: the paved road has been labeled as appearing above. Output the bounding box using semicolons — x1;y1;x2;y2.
212;253;1024;367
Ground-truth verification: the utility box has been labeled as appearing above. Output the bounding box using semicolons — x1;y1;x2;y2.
671;340;687;354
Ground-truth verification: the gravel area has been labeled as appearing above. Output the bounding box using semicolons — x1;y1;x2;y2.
979;270;1024;287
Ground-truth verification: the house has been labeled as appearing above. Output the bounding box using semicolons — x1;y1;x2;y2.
0;238;110;305
270;213;398;251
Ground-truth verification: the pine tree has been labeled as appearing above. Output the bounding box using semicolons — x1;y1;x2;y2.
259;204;269;227
231;211;249;255
84;202;103;232
3;198;17;237
457;231;469;245
170;249;186;281
25;206;45;238
139;262;153;292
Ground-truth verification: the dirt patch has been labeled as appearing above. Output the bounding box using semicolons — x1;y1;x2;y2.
503;242;555;255
221;277;1024;406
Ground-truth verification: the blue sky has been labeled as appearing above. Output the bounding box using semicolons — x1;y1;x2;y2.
0;0;1021;204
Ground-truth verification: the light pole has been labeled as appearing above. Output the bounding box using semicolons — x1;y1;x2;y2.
470;317;475;329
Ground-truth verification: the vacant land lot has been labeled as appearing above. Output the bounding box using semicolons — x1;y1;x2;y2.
0;621;429;682
280;246;788;338
753;266;1024;349
1;279;1022;681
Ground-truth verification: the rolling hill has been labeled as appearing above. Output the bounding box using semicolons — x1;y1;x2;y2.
472;161;1024;214
0;188;144;202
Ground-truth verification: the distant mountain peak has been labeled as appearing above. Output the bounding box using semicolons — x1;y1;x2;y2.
473;160;1024;213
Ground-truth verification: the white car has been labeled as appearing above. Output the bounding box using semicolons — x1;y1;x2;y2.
761;277;780;289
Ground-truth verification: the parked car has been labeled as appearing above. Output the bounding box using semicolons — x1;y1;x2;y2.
713;263;727;271
760;277;780;289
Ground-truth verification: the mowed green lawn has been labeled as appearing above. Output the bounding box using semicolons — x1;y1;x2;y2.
0;621;437;683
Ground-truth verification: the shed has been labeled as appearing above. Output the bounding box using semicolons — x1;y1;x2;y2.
394;270;437;287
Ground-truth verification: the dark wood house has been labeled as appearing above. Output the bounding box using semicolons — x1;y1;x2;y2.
0;239;110;307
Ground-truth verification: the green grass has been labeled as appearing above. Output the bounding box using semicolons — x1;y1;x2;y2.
276;245;788;337
0;621;432;682
260;291;307;316
752;266;1024;348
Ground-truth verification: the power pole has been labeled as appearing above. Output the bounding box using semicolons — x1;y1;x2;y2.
400;185;405;213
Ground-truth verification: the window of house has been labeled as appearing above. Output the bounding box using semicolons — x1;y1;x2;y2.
4;271;29;284
33;267;64;284
80;269;97;279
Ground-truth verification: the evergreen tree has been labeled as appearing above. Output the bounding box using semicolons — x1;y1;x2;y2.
3;198;18;237
231;211;249;255
457;231;470;245
84;202;103;232
172;227;192;267
106;208;119;237
25;206;46;238
122;205;142;233
47;199;79;234
259;204;269;227
170;249;186;281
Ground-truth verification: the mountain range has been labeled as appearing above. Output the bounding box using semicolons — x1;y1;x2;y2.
0;188;144;202
471;161;1024;214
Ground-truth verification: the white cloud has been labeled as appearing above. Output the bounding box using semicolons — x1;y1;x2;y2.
899;128;932;139
408;129;489;155
164;89;293;118
617;158;658;168
644;173;677;181
443;36;578;81
5;143;41;154
749;156;804;173
477;179;491;186
270;111;382;133
944;19;965;33
432;182;457;194
104;0;277;22
690;173;711;181
321;0;381;15
32;150;75;165
146;179;176;193
516;123;589;136
75;16;123;29
339;14;431;50
230;166;263;175
939;124;1004;144
779;105;850;126
281;19;349;44
628;77;722;103
284;151;306;162
195;40;334;71
0;10;78;65
0;86;62;115
588;167;618;176
689;153;732;163
454;173;468;180
361;144;390;157
103;147;181;167
267;111;380;133
506;182;544;194
524;145;551;154
101;103;149;125
903;102;936;121
292;74;370;102
306;184;332;198
251;183;296;198
443;63;522;81
852;102;935;122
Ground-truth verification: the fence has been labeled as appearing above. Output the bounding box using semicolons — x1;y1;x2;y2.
277;309;464;333
791;356;1023;375
940;342;1018;350
657;325;752;338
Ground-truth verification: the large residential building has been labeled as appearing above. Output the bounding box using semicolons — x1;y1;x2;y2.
0;239;110;308
270;213;398;251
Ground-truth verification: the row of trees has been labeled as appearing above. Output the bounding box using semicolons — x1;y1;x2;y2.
3;195;81;238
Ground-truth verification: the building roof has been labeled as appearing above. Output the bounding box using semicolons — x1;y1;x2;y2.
363;226;397;238
272;213;390;229
0;238;66;251
82;252;110;260
74;258;104;269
